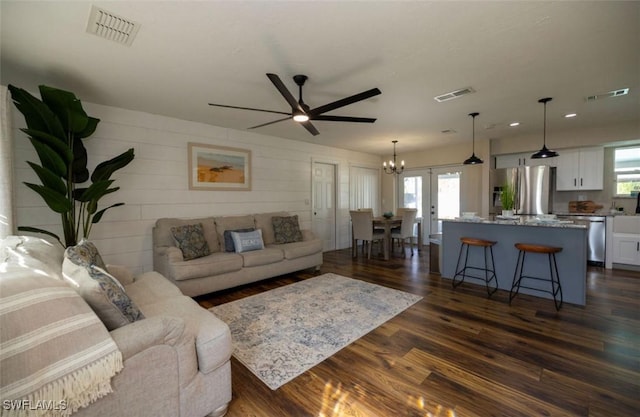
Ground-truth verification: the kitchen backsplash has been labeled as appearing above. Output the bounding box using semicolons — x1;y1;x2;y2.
553;189;637;215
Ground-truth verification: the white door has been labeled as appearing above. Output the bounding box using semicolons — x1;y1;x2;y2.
312;162;337;251
399;169;429;244
430;168;461;234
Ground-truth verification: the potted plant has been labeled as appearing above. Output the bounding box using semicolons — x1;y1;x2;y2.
500;181;516;217
8;84;135;247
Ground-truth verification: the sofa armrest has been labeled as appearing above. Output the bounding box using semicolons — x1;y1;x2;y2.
109;316;187;361
158;245;184;262
107;264;135;286
302;229;317;241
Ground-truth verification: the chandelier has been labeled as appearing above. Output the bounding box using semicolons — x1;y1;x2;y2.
383;140;404;174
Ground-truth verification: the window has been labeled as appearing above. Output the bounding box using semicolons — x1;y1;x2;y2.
402;176;422;217
614;146;640;196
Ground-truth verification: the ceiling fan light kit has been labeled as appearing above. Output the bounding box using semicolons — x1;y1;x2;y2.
383;140;405;175
463;112;483;165
209;73;381;136
531;97;559;159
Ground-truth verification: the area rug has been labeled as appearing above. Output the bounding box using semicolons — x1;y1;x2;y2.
210;273;422;390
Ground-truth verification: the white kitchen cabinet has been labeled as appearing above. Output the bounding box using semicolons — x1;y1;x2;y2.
494;152;556;169
611;216;640;266
555;147;604;191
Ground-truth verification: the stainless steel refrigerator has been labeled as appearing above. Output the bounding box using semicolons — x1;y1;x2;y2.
490;165;554;215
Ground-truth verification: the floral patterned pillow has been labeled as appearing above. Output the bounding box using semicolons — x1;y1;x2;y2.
171;223;211;260
64;238;107;269
272;215;303;244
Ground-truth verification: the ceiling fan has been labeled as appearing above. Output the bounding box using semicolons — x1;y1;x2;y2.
208;73;381;136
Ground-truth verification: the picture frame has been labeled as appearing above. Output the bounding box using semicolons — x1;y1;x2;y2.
188;142;251;191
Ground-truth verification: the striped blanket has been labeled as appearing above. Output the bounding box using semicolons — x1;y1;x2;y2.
1;239;123;417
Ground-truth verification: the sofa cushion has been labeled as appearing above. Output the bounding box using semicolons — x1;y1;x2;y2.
272;215;303;243
0;235;65;280
268;238;324;260
134;295;232;374
171;223;211;260
223;228;255;252
65;238;107;269
239;247;284;267
155;217;220;253
63;248;145;330
254;211;289;245
231;229;264;253
125;271;183;304
168;252;243;281
214;215;255;251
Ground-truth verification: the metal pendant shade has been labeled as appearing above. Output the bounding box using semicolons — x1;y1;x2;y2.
463;112;483;165
531;97;558;159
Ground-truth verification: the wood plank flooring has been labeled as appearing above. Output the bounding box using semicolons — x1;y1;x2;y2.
196;246;640;417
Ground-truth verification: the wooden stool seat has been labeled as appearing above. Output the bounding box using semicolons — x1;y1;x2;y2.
510;242;563;310
461;237;496;247
514;243;562;254
452;237;498;297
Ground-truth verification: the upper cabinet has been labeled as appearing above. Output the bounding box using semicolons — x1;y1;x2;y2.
555;147;604;191
494;152;556;169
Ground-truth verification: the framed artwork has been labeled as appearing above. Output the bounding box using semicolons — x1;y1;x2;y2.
188;142;251;190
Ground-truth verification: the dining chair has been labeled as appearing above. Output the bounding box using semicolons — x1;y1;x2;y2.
391;208;418;256
350;210;385;259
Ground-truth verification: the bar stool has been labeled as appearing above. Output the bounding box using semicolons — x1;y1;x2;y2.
453;237;498;297
509;243;563;310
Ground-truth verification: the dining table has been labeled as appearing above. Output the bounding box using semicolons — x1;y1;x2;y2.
371;216;422;260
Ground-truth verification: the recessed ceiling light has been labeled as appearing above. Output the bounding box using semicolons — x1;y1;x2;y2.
509;122;520;127
565;113;577;118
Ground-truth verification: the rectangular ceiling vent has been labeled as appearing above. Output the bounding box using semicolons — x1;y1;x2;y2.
586;88;630;102
86;6;140;46
434;87;476;103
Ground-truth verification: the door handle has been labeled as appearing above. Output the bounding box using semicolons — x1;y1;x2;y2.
574;178;577;186
637;242;639;252
580;178;583;186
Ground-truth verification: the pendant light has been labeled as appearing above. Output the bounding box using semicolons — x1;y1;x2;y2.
463;112;483;165
531;97;558;159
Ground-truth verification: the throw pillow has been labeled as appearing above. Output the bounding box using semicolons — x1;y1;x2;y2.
64;238;107;269
272;215;303;244
63;249;145;330
230;229;264;253
171;223;211;260
223;228;255;252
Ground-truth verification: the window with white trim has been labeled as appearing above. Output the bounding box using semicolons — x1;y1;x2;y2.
614;146;640;197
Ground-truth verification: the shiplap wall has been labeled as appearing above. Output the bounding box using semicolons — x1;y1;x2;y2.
10;102;381;274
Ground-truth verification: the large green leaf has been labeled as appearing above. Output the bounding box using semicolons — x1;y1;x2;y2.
24;182;72;213
26;161;67;195
21;128;73;164
74;179;114;202
30;139;67;177
92;203;124;224
77;116;100;139
39;85;89;134
91;148;135;182
71;137;89;183
8;85;66;140
17;226;63;246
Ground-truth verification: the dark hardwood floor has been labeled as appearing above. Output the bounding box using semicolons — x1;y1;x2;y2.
196;246;640;417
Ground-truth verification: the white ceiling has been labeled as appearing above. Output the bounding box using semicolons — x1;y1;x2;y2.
1;1;639;155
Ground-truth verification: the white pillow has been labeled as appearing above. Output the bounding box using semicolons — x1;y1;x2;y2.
231;229;264;253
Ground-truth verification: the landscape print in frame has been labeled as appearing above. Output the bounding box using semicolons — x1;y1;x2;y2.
188;142;251;191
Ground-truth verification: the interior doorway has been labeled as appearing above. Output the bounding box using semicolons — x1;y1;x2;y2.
312;161;337;251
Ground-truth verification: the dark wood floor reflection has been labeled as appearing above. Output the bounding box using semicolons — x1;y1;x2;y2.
196;246;640;417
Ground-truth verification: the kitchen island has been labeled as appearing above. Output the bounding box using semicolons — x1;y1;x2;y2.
442;218;588;305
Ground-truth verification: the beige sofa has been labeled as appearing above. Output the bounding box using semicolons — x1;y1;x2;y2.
0;236;232;417
153;212;323;297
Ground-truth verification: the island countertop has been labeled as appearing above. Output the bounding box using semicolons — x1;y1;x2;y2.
446;217;587;229
441;219;588;306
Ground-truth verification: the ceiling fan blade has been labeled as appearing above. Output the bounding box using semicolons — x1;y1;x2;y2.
248;116;292;129
266;73;304;112
208;103;290;116
311;115;377;123
300;121;320;136
309;88;381;116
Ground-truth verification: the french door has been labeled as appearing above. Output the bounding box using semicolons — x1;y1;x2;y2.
399;167;461;240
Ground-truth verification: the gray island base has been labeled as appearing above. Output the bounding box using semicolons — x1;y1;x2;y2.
441;219;588;306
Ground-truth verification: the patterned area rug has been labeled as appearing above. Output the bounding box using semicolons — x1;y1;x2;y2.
210;273;422;390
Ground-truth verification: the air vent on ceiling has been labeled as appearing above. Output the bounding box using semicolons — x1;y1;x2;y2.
434;87;476;103
86;6;140;46
586;88;630;102
441;129;457;134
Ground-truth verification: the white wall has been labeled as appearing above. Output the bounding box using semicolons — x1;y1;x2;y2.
10;102;381;274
